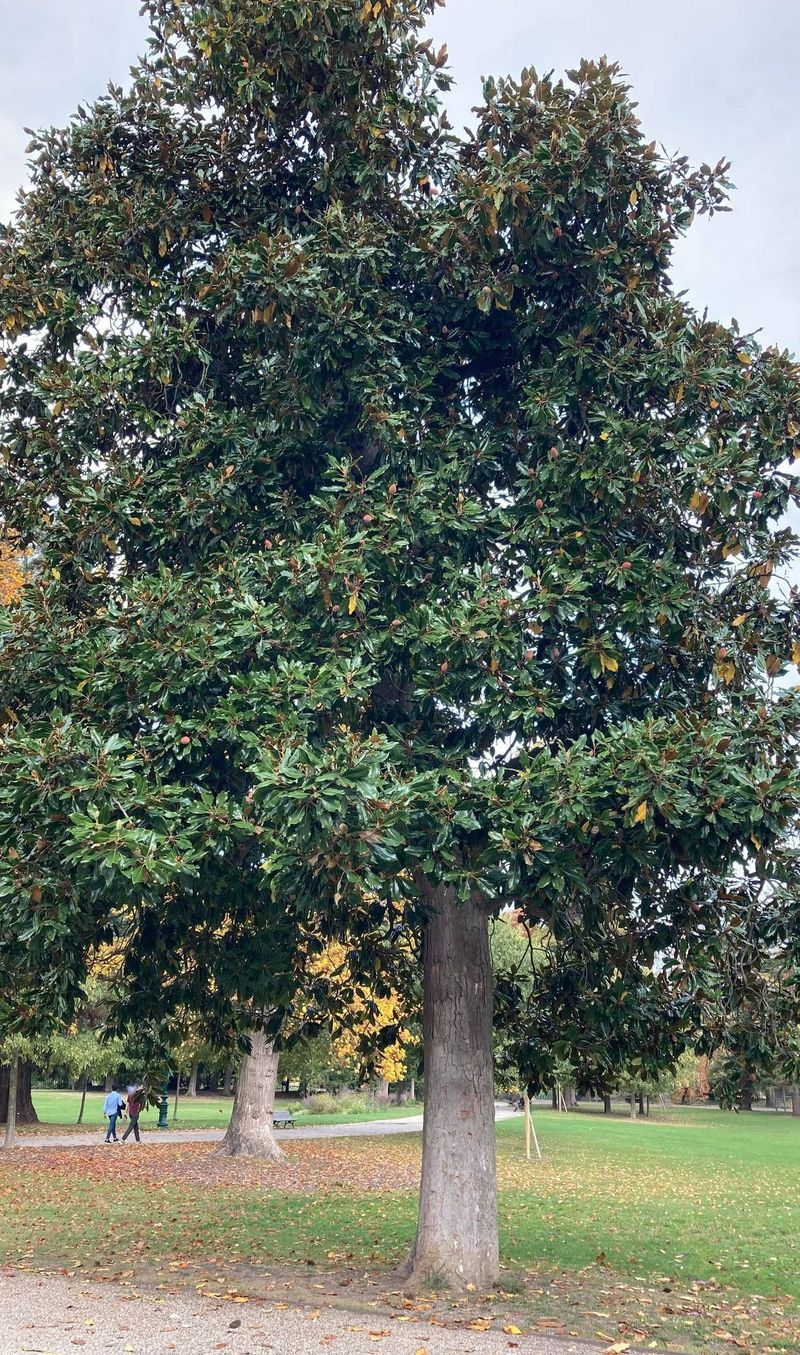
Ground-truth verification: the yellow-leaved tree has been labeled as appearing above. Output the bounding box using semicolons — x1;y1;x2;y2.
0;537;26;607
311;939;411;1090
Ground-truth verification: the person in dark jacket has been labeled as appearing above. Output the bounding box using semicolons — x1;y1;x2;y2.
122;1086;145;1143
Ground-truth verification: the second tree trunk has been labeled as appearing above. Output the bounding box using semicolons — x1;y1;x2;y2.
217;1031;283;1161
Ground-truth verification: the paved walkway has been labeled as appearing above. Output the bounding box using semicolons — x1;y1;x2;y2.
0;1270;597;1355
14;1105;516;1151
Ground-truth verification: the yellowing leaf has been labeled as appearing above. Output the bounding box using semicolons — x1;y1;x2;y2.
736;351;752;365
715;660;735;685
599;430;610;441
504;1325;523;1335
633;801;648;825
731;614;747;628
606;1344;631;1354
629;188;638;206
348;593;358;615
792;639;800;665
599;653;619;673
689;489;709;513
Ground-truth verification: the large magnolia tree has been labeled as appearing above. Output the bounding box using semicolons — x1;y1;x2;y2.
2;0;800;1286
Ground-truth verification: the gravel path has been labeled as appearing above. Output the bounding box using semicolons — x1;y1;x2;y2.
0;1270;599;1355
14;1106;516;1151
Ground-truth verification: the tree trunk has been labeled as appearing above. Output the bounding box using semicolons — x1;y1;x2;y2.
216;1030;283;1161
551;1088;558;1110
562;1085;575;1109
186;1064;199;1097
637;1091;645;1116
2;1056;19;1151
792;1085;800;1117
765;1086;776;1109
409;1077;416;1102
603;1094;612;1115
0;1061;39;1124
104;1073;113;1093
77;1075;88;1125
402;886;498;1291
223;1063;234;1097
738;1069;756;1112
375;1077;389;1101
173;1071;181;1122
630;1093;637;1119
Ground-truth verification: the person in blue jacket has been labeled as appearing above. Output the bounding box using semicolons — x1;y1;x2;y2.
103;1085;125;1142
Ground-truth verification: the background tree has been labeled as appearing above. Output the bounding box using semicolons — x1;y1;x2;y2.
2;0;800;1288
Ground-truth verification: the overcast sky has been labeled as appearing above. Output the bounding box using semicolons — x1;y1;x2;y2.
0;0;797;355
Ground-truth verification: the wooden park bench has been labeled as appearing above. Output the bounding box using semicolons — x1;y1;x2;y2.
272;1109;296;1128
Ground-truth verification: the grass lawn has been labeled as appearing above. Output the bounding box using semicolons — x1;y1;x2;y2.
27;1089;421;1131
2;1107;798;1352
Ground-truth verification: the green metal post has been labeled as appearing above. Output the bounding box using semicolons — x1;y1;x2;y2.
157;1079;170;1129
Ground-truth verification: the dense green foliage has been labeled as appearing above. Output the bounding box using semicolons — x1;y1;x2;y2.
1;0;800;1092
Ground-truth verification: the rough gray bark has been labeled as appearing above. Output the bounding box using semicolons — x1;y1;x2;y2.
603;1094;612;1115
402;886;498;1291
223;1063;234;1097
409;1076;416;1102
216;1031;283;1161
2;1056;18;1151
104;1072;113;1093
186;1064;199;1097
792;1085;800;1117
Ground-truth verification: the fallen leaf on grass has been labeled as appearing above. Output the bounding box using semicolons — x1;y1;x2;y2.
503;1325;522;1335
467;1319;491;1330
605;1344;631;1354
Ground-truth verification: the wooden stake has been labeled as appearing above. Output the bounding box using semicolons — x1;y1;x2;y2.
173;1069;181;1122
525;1095;542;1160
